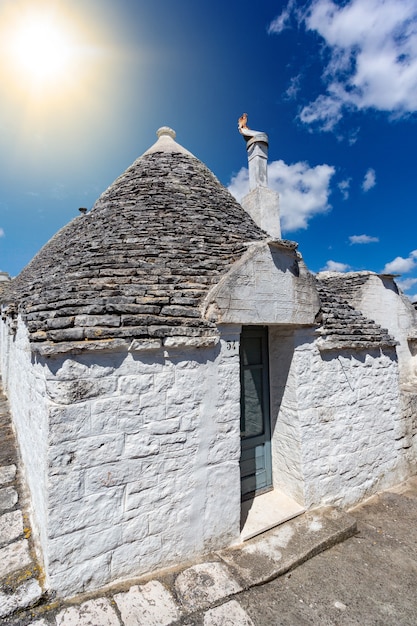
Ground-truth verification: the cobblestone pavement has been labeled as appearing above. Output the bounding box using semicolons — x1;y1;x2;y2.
236;477;417;625
0;387;44;620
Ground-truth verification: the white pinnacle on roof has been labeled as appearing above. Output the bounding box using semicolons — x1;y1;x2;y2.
143;126;195;157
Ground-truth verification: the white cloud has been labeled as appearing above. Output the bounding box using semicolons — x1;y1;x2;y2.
228;160;335;232
382;250;417;274
321;260;351;272
347;127;360;145
338;178;351;200
362;168;376;192
349;234;379;244
299;92;345;131
50;183;68;200
228;169;248;199
268;0;297;34
285;74;302;100
0;228;4;238
396;277;417;292
271;0;417;130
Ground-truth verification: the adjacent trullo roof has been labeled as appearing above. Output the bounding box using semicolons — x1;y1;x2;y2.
315;272;397;350
3;128;267;354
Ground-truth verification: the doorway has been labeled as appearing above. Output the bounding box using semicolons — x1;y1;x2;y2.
240;326;272;500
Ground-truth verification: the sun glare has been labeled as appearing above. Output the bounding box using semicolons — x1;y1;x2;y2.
10;14;74;84
0;2;91;102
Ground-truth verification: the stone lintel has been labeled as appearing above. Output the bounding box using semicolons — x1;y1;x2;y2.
163;336;219;349
31;339;131;357
317;339;399;352
30;334;221;357
128;338;162;352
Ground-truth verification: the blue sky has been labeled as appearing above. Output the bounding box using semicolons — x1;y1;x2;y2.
0;0;416;301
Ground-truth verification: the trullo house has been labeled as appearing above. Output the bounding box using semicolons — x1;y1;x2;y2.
1;125;416;596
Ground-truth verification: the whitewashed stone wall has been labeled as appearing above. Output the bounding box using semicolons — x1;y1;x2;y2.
2;310;414;597
1;320;242;597
349;275;417;464
0;317;50;557
269;327;408;508
351;274;417;381
400;390;417;471
269;327;304;503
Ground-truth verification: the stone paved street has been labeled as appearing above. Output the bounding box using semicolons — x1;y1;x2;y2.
236;478;417;625
4;481;417;625
0;386;44;621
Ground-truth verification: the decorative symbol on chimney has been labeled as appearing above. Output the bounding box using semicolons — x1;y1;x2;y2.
238;113;249;133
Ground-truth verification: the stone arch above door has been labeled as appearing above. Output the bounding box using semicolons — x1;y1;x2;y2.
202;241;320;326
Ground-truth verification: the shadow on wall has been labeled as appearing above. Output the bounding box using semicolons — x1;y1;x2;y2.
268;244;300;278
380;275;400;295
38;341;221;379
39;351;128;377
319;347;398;365
269;329;296;441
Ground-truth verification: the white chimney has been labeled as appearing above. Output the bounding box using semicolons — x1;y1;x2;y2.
238;114;281;239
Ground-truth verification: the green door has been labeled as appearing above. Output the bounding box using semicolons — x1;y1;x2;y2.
240;326;272;499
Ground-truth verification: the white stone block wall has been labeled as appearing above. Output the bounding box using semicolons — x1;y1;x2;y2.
0;317;50;557
400;391;417;472
2;310;414;597
269;326;411;509
353;275;417;381
293;329;408;508
323;275;417;450
269;327;304;502
0;316;9;381
37;325;241;596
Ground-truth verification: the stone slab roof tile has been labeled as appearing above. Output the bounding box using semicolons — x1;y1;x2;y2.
316;274;397;351
2;131;268;353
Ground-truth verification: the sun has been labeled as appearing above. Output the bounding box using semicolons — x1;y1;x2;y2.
9;14;75;84
0;1;110;137
0;4;85;99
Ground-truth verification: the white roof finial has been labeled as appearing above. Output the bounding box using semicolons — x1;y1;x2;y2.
142;126;194;157
157;127;176;139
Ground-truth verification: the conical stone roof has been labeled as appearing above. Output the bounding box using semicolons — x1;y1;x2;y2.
4;128;267;354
